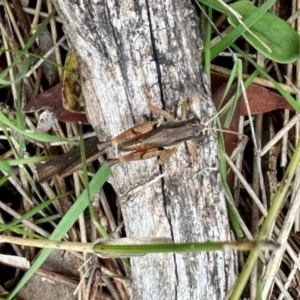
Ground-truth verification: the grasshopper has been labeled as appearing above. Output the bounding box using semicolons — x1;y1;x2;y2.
36;86;244;182
98;87;206;169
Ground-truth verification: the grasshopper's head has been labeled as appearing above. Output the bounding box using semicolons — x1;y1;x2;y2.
188;117;205;138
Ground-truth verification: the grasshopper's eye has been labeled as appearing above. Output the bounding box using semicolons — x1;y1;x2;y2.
189;118;201;125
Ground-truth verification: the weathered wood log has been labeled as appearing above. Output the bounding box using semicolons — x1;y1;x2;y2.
53;1;237;298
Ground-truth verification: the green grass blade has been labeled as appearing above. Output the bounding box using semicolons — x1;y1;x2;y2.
232;45;300;113
0;108;77;144
0;191;73;232
228;139;300;299
6;164;111;299
0;11;56;85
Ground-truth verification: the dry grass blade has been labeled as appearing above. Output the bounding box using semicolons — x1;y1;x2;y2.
201;0;300;299
0;3;117;300
1;0;300;299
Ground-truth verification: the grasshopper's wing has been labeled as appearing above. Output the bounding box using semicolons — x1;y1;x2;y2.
98;121;158;152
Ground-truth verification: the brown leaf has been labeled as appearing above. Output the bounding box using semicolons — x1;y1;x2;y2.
24;83;89;124
212;71;293;189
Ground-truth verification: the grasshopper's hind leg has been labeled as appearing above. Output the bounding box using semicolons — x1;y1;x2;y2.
106;148;164;167
106;146;178;170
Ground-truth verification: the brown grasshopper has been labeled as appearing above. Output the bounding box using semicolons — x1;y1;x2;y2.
36;86;244;182
98;87;206;169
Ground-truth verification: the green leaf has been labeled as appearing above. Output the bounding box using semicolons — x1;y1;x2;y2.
199;0;277;60
228;1;299;63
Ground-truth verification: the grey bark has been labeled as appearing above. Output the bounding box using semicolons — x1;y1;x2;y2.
53;0;237;299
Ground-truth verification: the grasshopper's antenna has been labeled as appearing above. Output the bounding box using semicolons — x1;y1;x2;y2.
202;98;236;128
202;127;247;139
200;99;246;138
